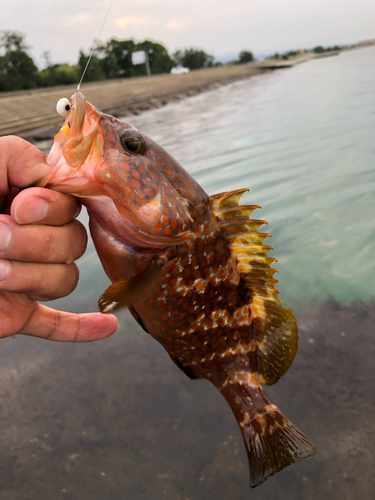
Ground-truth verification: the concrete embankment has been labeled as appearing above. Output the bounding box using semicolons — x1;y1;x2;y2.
0;64;266;141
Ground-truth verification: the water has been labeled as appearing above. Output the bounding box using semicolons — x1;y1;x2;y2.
127;46;375;306
1;47;374;499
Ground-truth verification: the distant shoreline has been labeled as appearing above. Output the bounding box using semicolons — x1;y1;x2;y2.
0;64;267;143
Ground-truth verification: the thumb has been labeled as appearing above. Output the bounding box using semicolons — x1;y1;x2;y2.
0;136;51;194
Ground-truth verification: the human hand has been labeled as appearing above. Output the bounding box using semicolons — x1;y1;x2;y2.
0;136;118;340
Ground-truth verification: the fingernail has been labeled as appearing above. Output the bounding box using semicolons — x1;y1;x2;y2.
14;197;49;224
0;259;11;281
0;223;11;252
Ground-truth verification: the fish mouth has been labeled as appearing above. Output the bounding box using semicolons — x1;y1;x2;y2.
35;92;104;192
62;91;102;168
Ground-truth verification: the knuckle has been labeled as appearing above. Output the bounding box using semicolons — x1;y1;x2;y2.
46;311;62;341
66;221;87;261
57;193;80;223
53;263;79;299
29;263;78;301
36;226;53;261
67;263;80;292
28;263;45;293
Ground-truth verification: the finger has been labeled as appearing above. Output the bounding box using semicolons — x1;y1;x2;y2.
19;303;119;342
11;187;81;226
0;217;87;264
0;136;51;196
1;187;19;215
0;259;79;301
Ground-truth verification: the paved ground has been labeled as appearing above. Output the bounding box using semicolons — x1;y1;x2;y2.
0;298;374;500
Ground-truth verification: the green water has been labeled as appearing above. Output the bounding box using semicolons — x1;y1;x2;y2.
126;46;375;306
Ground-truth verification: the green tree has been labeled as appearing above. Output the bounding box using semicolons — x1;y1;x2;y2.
38;51;80;87
78;49;106;82
238;50;254;64
39;63;80;87
313;46;325;54
0;30;39;91
100;38;135;78
134;40;173;75
89;38;173;79
172;48;214;70
172;49;183;66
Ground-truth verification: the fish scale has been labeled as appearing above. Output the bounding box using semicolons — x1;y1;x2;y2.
38;91;316;487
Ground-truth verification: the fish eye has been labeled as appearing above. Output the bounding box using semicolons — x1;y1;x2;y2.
119;130;147;155
56;98;71;117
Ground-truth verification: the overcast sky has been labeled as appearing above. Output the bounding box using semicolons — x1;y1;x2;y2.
1;0;374;67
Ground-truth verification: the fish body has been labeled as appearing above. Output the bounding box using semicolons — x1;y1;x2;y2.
42;92;316;487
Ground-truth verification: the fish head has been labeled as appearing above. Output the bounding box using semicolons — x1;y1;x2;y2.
40;92;207;248
45;91;148;197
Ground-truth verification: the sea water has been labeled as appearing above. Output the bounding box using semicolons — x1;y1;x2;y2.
127;46;375;307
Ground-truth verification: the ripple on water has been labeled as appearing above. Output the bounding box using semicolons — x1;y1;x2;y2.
126;46;375;306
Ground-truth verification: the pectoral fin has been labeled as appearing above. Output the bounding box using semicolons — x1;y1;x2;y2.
98;260;161;313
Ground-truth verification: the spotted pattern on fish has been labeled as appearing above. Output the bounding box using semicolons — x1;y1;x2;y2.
41;92;316;488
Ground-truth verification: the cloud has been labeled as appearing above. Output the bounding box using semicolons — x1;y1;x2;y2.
114;16;153;29
163;20;184;30
64;12;90;27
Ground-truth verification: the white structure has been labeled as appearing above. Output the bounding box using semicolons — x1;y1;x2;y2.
171;66;189;75
132;50;151;76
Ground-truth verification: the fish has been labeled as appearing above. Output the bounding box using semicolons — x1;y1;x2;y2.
38;91;316;487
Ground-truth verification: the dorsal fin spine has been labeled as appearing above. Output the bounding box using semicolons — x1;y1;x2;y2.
210;189;298;386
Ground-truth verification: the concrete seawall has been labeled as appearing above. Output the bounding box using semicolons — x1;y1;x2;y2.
0;64;266;141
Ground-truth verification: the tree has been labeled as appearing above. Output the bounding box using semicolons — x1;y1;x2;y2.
78;49;106;82
134;40;173;75
39;63;80;87
172;48;214;70
38;50;80;87
0;30;39;91
172;49;183;67
100;38;135;78
313;46;325;54
238;50;254;64
85;38;174;79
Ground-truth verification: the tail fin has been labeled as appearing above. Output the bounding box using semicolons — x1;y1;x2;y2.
242;405;316;487
220;380;316;487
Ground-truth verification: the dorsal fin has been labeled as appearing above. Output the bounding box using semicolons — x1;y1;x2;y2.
211;189;298;385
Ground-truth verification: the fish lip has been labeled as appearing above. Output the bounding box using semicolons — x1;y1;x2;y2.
70;91;86;134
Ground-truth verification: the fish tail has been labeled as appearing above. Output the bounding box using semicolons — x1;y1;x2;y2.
219;379;316;487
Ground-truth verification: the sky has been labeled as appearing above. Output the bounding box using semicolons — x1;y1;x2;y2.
1;0;374;67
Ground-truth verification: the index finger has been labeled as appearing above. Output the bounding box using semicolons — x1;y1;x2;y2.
0;136;51;196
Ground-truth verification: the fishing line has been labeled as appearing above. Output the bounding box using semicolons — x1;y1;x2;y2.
77;0;115;91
